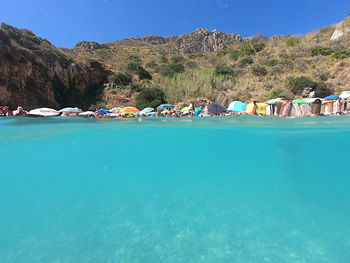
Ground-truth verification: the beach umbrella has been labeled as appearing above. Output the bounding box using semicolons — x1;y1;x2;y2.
146;111;157;116
29;108;60;117
323;95;339;100
59;107;82;113
264;98;283;104
303;98;323;103
228;101;247;112
157;104;174;111
339;91;350;99
140;107;154;113
120;106;140;114
207;103;226;115
79;111;95;116
292;99;307;104
99;109;113;114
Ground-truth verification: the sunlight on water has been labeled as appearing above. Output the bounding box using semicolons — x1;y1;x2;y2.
1;116;350;262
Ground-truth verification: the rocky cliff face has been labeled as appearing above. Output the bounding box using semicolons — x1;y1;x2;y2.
175;28;244;54
0;24;110;109
126;35;177;45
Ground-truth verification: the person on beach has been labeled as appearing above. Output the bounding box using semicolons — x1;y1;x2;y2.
311;99;322;116
251;101;258;115
13;106;28;116
0;106;13;116
336;97;343;115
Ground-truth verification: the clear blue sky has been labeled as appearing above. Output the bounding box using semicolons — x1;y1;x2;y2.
1;0;349;48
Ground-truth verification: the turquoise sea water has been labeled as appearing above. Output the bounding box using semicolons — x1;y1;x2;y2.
1;116;350;263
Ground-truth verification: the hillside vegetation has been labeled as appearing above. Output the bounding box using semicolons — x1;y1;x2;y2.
1;17;350;109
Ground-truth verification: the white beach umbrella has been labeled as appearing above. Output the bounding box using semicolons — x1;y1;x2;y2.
29;108;60;117
79;111;96;116
59;107;82;113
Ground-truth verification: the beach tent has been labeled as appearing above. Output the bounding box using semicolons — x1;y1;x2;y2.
245;103;268;115
228;101;246;112
321;100;337;115
157;104;174;111
265;98;282;116
120;107;140;114
323;95;339;100
207;103;226;115
29;108;61;117
290;103;312;118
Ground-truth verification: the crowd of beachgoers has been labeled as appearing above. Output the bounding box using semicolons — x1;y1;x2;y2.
1;91;350;119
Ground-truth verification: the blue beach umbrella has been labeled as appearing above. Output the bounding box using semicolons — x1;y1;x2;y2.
228;101;247;112
323;95;339;100
208;103;226;115
99;109;113;114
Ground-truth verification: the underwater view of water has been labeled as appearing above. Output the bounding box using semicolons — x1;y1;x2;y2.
1;116;350;263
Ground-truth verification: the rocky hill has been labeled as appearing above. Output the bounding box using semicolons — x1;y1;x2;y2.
0;23;110;109
1;17;350;110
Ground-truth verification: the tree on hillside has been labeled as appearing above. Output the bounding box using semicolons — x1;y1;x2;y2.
135;87;166;109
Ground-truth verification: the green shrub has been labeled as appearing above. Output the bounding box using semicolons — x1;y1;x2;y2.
110;72;132;86
311;47;334;56
145;61;158;68
319;26;334;35
160;64;185;77
170;55;185;64
240;43;256;56
159;56;168;63
185;61;198;69
334;48;350;59
229;50;241;61
287;76;315;94
269;90;285;99
267;59;279;67
251;65;267;76
286;37;300;47
135;87;166;109
214;66;235;77
253;43;265;52
240;57;254;66
281;59;294;66
125;62;152;80
138;69;152;80
286;76;331;96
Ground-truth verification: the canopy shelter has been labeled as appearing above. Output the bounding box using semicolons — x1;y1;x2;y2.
207;103;226;115
29;108;60;117
228;101;247;112
323;95;339;100
245;103;268;115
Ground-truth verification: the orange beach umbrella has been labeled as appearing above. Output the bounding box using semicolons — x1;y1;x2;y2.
120;107;140;114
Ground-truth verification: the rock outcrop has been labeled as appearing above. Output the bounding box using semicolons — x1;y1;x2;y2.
175;28;243;54
0;24;110;109
330;17;350;41
73;41;108;52
126;35;177;45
